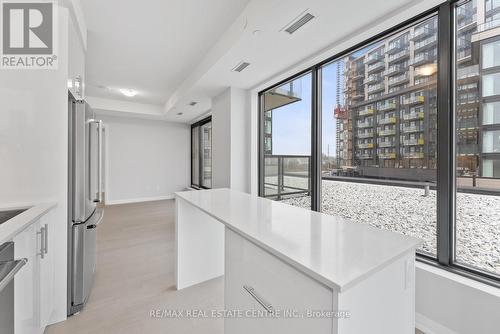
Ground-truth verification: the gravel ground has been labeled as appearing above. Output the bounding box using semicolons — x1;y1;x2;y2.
280;179;500;275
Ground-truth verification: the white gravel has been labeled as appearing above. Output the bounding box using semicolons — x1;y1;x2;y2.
280;179;500;275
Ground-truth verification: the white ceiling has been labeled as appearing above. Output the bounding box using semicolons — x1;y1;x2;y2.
81;0;250;105
81;0;443;123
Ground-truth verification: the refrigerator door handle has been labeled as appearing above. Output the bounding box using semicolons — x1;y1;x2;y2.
87;119;103;203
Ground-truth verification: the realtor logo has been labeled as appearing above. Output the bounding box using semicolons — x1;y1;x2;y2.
1;0;57;69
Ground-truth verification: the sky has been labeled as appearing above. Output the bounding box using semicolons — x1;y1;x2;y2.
270;44;375;158
271;62;340;157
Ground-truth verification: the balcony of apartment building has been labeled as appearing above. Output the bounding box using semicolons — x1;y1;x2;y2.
364;74;382;85
411;22;436;41
378;139;395;147
367;61;385;74
357;131;374;138
378;128;397;136
357;142;374;149
388;72;410;87
402;124;423;133
457;64;479;83
457;93;480;107
411;52;435;67
357;119;374;128
457;143;479;156
358;106;374;116
457;48;472;64
402;137;425;146
364;50;384;65
415;37;438;55
379;151;397;159
357;151;374;160
457;118;479;130
388;49;410;64
386;38;407;54
263;155;311;200
378;116;397;125
456;6;477;33
403;107;425;121
402;151;425;159
383;64;405;77
402;93;425;105
366;82;385;94
377;99;397;111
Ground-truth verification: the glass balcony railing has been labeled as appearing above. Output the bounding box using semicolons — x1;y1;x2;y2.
367;82;385;93
402;138;425;146
388;73;409;86
364;52;384;64
403;111;425;120
357;121;374;128
359;107;374;116
388;49;410;63
364;75;382;84
402;125;423;133
379;152;397;159
378;117;397;125
403;152;425;159
378;141;395;147
379;129;396;136
402;95;425;105
367;61;385;73
378;101;397;111
415;35;438;51
358;153;374;159
357;132;374;138
358;142;374;149
263;155;311;200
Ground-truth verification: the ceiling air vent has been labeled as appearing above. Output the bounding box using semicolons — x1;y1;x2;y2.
283;12;315;34
189;101;197;106
232;61;250;72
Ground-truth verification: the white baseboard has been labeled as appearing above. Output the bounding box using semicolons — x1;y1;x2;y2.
106;195;174;205
416;313;458;334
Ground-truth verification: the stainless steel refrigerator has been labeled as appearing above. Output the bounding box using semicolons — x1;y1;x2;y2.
67;91;104;315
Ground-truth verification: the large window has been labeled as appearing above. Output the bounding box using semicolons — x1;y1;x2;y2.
191;116;212;189
258;2;500;285
455;0;500;277
260;73;312;209
319;15;438;256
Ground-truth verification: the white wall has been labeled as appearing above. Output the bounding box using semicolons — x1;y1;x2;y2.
0;8;70;324
416;263;500;334
98;115;190;204
211;87;250;192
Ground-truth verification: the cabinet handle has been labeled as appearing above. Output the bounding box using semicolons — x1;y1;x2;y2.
44;224;48;255
37;227;45;259
243;285;274;314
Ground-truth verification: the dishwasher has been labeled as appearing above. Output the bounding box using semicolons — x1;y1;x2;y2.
0;242;28;334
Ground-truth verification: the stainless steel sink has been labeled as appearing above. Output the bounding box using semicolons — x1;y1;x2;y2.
0;209;27;225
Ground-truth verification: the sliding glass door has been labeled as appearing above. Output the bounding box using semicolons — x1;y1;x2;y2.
191;116;212;189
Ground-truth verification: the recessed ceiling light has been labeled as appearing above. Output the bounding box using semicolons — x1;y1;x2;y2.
119;88;137;97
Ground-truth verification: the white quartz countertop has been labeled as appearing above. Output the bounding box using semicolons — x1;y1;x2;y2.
0;202;56;244
175;188;421;292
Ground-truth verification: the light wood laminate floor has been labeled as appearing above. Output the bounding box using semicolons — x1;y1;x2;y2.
46;200;424;334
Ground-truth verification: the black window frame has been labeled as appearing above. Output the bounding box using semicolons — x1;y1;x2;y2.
257;0;500;288
191;116;212;189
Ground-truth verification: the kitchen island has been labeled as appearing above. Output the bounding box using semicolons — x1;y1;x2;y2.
175;188;421;334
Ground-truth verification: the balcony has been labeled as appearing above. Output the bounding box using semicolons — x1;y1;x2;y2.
402;95;425;105
403;152;425;159
357;132;374;138
457;65;479;82
358;153;374;160
412;26;435;41
263;155;311;200
378;101;396;111
387;41;405;54
364;75;382;85
403;111;425;121
358;107;374;116
411;53;434;67
378;116;397;125
367;82;385;94
357;121;373;128
364;52;384;64
383;65;404;77
415;35;438;51
403;138;425;146
367;61;385;73
378;129;396;136
352;93;365;101
388;73;409;86
402;125;423;133
378;141;395;147
388;49;410;64
379;152;397;159
358;143;374;149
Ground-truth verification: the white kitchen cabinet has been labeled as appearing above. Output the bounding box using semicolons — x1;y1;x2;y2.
14;209;55;334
